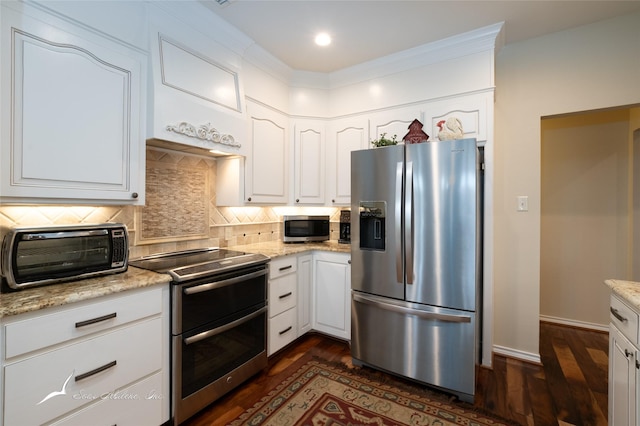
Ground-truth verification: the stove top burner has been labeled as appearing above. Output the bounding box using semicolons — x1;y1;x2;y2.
129;248;270;282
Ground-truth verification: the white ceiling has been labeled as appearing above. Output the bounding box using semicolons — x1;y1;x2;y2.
202;0;640;73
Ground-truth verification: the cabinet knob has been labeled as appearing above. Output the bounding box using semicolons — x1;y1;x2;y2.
332;199;335;203
625;349;633;358
131;192;139;199
296;199;300;203
247;197;252;202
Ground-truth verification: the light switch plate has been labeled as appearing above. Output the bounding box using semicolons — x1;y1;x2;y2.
517;196;528;212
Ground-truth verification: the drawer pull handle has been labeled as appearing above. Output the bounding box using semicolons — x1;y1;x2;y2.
75;312;117;328
278;265;293;272
279;326;292;335
610;307;628;323
75;360;117;382
279;292;293;299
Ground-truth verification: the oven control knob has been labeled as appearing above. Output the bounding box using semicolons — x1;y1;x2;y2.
226;376;233;385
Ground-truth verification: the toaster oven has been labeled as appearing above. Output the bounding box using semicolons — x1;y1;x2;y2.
1;223;128;291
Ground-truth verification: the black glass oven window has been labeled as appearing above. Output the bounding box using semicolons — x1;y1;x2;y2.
285;219;329;237
178;266;267;333
181;307;266;398
14;235;111;283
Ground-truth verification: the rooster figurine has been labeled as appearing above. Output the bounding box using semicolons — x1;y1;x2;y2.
436;117;464;140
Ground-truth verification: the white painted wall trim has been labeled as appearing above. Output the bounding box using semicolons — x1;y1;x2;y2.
493;345;542;365
540;315;609;333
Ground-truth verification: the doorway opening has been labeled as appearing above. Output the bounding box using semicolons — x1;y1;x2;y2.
540;105;640;331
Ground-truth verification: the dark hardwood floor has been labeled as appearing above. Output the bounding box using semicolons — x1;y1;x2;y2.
184;321;609;426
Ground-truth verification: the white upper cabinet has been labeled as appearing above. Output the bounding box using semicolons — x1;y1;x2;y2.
244;101;289;204
293;119;325;205
147;7;248;158
326;117;369;206
369;106;424;144
0;3;146;204
423;92;492;143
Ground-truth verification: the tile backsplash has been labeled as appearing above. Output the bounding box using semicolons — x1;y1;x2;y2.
0;147;342;259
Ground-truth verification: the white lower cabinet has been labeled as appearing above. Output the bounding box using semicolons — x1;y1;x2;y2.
1;286;169;426
312;252;351;340
297;254;313;335
609;293;640;426
268;255;298;355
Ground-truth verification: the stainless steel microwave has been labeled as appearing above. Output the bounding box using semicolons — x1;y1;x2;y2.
1;223;128;291
283;215;330;243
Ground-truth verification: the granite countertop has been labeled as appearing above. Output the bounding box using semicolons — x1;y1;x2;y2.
0;267;171;319
230;240;351;258
0;240;350;319
605;279;640;311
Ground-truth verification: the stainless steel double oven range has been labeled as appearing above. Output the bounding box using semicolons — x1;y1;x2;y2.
130;248;270;425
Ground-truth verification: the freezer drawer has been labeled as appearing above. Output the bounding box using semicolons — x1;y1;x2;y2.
351;292;477;401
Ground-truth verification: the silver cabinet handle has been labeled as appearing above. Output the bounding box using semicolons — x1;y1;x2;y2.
75;312;117;328
184;306;267;345
278;326;292;335
610;307;628;323
75;360;117;382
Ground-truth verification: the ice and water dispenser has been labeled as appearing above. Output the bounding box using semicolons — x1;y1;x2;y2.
359;201;386;251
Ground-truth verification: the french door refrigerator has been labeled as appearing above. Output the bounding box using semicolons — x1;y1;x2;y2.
350;138;482;402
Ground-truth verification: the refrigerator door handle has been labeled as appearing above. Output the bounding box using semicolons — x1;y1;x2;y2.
353;293;471;323
405;161;414;284
395;161;403;284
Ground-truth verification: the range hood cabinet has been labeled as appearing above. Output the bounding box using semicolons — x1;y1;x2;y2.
148;11;248;158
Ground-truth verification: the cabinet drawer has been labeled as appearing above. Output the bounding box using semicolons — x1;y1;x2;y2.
4;318;162;426
4;287;162;358
268;308;297;356
269;255;297;280
49;372;164;426
269;273;297;318
610;294;639;345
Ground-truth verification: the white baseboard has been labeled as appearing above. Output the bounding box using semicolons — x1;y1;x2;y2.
539;315;608;333
492;345;541;364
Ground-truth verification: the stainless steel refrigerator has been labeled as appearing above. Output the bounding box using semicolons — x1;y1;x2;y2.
350;138;482;402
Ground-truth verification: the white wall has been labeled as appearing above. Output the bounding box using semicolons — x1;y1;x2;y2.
540;109;631;329
494;11;640;360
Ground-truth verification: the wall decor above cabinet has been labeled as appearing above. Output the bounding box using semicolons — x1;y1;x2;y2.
0;2;146;205
148;9;248;158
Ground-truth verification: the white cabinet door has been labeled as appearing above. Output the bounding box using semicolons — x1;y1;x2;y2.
422;92;491;142
0;5;145;204
609;324;638;426
312;252;351;340
297;254;313;336
293;119;325;205
369;106;423;144
326;117;369;206
244;100;288;204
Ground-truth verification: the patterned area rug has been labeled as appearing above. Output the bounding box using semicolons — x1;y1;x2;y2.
229;360;509;425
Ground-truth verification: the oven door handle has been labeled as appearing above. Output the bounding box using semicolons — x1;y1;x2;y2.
183;269;268;295
183;306;267;346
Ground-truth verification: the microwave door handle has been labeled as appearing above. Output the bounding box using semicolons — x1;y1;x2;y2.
395;161;403;284
405;161;414;285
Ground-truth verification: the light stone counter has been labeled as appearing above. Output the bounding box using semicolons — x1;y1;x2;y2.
605;279;640;311
0;267;171;319
230;240;351;258
0;241;349;319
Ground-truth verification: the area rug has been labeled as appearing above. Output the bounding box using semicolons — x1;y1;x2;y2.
229;360;510;425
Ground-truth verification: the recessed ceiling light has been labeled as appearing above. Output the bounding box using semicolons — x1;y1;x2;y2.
315;32;331;47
